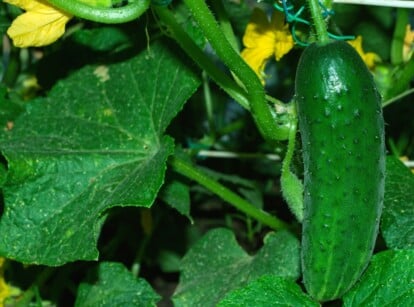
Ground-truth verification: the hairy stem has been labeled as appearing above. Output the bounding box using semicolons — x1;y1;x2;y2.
154;6;250;109
47;0;150;23
182;0;284;141
307;0;329;43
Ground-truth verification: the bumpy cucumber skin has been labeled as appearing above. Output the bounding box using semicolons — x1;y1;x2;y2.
295;41;385;301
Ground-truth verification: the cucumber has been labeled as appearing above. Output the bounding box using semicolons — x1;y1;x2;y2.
295;41;385;301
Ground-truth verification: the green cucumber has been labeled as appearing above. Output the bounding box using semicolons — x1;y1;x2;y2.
295;40;385;301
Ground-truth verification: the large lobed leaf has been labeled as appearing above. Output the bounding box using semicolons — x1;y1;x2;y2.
217;275;318;307
381;156;414;249
0;42;200;265
172;228;300;306
75;261;160;306
343;249;414;305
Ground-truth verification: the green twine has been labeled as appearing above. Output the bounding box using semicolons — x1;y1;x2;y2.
273;0;354;46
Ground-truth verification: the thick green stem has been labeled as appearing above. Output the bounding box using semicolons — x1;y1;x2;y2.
281;114;297;176
391;8;409;65
47;0;150;23
386;56;414;100
307;0;329;43
14;267;55;307
169;156;288;231
154;6;250;109
202;71;216;137
210;0;239;51
2;49;20;87
182;0;283;142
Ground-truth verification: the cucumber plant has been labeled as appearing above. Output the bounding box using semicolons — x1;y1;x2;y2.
294;0;386;301
1;0;412;305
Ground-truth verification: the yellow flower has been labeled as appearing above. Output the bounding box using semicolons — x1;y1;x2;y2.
400;156;414;174
241;8;294;83
348;36;381;69
0;258;10;306
4;0;72;48
403;24;414;62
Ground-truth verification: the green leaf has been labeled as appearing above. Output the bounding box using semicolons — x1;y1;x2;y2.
222;0;251;37
0;41;200;265
172;1;206;48
71;26;133;53
75;261;160;307
355;21;391;61
217;275;318;307
381;156;414;249
0;84;24;129
343;249;414;306
157;250;182;273
158;173;192;222
172;228;300;306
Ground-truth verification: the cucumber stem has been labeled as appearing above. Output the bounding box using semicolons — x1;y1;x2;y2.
307;0;329;44
47;0;150;23
210;0;239;51
182;0;284;141
154;6;250;109
169;156;289;231
391;8;409;65
281;112;297;176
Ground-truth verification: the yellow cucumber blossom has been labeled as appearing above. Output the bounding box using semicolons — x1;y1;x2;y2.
348;36;381;70
0;258;10;306
403;24;414;62
4;0;72;47
241;8;294;84
0;257;22;306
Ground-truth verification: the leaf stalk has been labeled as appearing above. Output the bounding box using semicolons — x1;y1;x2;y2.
169;156;289;231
